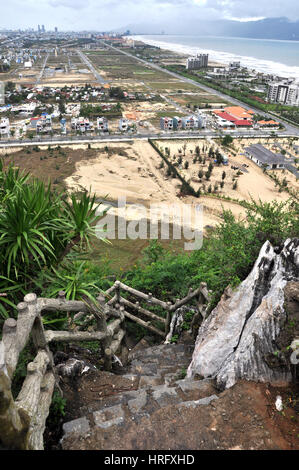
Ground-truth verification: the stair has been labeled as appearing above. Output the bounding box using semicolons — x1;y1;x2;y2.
60;343;219;449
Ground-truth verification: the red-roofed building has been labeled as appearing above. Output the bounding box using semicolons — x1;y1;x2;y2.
214;110;252;127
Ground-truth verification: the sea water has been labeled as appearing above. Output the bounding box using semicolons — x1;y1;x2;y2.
132;34;299;80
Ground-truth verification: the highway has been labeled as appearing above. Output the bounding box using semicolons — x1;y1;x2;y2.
77;49;107;85
0;129;296;149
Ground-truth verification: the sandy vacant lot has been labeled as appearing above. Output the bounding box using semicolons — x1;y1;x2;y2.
158;137;299;202
64;137;297;232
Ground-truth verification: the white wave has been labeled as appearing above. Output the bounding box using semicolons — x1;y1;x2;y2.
131;35;299;80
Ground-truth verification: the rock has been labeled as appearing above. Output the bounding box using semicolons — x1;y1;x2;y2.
93;404;124;429
176;378;214;394
165;305;199;344
127;390;148;414
56;358;88;377
151;385;178;406
187;238;299;389
62;416;90;436
178;395;219;408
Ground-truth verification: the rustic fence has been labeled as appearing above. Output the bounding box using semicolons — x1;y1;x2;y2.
0;282;210;450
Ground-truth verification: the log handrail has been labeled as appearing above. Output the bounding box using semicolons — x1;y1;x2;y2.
0;291;124;450
0;280;211;450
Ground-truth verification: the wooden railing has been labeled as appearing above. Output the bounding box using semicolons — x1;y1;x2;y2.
0;282;210;450
105;280;211;337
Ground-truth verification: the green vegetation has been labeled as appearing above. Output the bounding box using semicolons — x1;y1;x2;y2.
0;160;106;321
123;199;299;309
80;102;122;118
165;65;299;127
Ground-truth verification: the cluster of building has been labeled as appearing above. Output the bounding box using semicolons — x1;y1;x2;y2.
186;54;209;71
160;113;206;131
267;80;299;106
71;117;94;133
0;47;45;69
213;106;279;130
69;116;133;133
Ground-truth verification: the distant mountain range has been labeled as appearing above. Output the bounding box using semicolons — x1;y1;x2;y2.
118;17;299;41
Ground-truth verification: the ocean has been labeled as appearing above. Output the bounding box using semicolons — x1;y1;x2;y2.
131;35;299;80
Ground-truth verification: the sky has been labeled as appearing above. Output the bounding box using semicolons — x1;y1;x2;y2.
1;0;299;31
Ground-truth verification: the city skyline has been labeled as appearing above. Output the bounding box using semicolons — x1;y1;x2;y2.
0;0;299;32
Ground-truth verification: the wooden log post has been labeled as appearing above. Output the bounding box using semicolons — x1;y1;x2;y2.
27;371;55;450
0;340;28;450
15;351;50;428
115;281;121;304
165;302;172;335
97;294;112;371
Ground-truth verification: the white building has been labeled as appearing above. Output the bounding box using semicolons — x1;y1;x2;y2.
119;118;129;131
36;115;52;134
97;116;108;132
0;118;10;137
181;115;199;130
71;117;93;133
229;61;241;70
160;117;173;130
186;54;208;71
268;81;299;106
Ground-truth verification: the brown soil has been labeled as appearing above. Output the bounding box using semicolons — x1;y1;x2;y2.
61;378;298;450
1;144;130;192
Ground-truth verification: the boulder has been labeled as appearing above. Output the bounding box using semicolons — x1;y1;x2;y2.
187;238;299;389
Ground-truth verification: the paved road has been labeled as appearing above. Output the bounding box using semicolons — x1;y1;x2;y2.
77;49;107;85
103;42;299;137
36;53;49;85
0;129;296;149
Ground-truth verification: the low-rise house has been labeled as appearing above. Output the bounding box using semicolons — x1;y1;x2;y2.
119;118;129;131
97;116;108;132
36;114;52;134
0;118;10;136
172;116;182;130
245;144;286;170
160;117;174;130
182;115;199;130
71;116;93;132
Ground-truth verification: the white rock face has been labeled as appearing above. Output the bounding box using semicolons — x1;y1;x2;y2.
187;239;299;389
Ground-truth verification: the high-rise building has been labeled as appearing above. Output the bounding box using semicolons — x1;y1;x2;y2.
186;54;209;71
41;25;45;33
55;27;58;33
38;25;41;33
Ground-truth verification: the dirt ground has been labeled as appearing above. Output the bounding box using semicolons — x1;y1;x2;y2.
60;375;298;450
158;137;299;202
4;137;296;232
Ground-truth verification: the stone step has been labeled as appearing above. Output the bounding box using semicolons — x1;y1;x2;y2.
61;342;217;447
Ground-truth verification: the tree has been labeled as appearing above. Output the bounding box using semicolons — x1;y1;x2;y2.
0;162;104;318
215;151;224;165
221;135;233;146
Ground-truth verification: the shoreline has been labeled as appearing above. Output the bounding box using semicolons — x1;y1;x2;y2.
130;35;299;80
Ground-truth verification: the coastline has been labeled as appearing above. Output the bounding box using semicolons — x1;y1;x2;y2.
130;35;299;80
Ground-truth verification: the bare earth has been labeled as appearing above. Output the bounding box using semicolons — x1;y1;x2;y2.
61;378;298;450
64;138;297;230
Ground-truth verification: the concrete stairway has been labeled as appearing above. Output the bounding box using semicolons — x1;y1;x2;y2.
60;343;219;448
